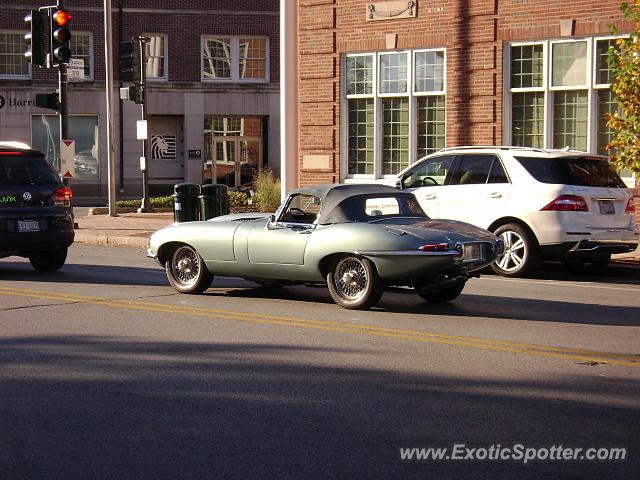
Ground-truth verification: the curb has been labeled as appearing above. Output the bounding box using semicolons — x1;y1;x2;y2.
74;232;151;248
87;207;173;215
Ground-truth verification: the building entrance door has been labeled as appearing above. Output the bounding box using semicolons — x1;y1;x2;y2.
204;117;263;190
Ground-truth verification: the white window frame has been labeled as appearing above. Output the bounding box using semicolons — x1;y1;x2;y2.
70;32;93;81
504;35;635;186
143;33;168;82
201;35;269;83
0;30;31;79
341;48;447;182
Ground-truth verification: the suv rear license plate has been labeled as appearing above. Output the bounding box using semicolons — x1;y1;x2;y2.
17;220;40;232
463;243;483;261
599;200;615;215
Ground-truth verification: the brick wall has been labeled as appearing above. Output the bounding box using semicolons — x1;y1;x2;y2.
297;0;635;187
4;1;280;85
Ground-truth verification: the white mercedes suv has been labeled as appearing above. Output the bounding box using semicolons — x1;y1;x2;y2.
396;146;638;277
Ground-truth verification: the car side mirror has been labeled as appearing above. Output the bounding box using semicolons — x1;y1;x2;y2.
396;177;404;190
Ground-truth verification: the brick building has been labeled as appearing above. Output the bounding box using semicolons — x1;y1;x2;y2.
293;0;638;213
1;1;280;201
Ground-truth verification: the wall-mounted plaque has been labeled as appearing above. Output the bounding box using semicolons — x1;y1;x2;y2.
367;1;417;22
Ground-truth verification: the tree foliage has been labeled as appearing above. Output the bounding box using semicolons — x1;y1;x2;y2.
607;1;640;175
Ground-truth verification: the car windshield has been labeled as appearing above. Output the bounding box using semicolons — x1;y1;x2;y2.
515;156;626;188
0;153;59;186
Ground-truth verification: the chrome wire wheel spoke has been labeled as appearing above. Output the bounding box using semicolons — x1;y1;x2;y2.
334;258;368;300
171;246;199;286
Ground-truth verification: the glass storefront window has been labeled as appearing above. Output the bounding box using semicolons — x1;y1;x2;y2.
31;115;99;180
203;116;263;188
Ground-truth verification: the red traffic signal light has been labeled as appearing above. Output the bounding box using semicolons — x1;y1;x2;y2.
50;9;72;65
52;9;71;26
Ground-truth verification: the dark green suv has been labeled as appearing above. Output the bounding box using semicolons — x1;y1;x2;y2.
0;144;74;271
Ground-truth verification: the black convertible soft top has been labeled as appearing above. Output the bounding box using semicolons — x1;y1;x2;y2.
288;184;427;224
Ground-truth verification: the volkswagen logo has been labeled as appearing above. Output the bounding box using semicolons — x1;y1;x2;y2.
22;192;32;202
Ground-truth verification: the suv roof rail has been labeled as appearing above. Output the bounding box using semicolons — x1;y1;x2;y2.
435;145;549;153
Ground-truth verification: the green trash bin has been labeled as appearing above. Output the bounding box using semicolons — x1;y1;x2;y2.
172;183;201;222
199;183;229;220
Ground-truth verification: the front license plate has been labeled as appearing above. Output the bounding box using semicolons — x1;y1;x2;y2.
463;243;483;261
17;220;40;232
599;200;615;215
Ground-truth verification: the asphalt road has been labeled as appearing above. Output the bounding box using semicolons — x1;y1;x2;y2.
0;244;639;480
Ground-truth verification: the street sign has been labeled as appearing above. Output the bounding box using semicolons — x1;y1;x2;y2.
67;58;84;81
60;139;75;178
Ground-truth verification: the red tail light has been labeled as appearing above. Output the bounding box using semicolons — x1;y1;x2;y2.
54;186;72;206
419;243;449;252
626;198;636;213
541;195;588;212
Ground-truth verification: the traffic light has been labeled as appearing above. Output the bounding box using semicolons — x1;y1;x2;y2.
119;40;141;83
50;9;72;65
24;10;46;67
35;92;60;111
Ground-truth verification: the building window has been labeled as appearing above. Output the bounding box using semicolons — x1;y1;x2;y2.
70;34;92;80
0;32;29;78
507;37;634;186
31;115;99;180
343;48;446;180
202;36;268;82
144;35;167;81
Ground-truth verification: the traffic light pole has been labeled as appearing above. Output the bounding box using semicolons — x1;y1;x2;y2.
57;0;70;187
137;35;151;213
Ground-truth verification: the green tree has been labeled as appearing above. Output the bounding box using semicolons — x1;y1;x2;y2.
607;1;640;175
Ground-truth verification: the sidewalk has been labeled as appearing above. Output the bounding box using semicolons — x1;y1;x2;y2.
74;212;174;248
73;211;640;266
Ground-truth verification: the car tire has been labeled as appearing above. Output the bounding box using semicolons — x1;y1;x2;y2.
326;255;383;310
588;254;611;274
166;244;213;294
491;223;539;277
29;248;68;272
416;280;466;303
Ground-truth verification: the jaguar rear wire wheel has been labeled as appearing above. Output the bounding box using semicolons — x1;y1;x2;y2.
326;255;383;309
166;245;213;294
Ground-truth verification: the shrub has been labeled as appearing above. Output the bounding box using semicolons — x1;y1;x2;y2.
228;190;249;207
252;170;281;212
115;196;173;209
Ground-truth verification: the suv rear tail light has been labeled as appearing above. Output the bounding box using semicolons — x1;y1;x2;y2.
54;186;72;207
625;198;636;213
541;195;588;212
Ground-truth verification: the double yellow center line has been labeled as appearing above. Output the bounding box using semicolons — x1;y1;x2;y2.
1;286;638;367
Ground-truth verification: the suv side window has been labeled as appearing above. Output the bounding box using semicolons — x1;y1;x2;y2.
450;154;497;185
488;157;509;183
401;155;455;188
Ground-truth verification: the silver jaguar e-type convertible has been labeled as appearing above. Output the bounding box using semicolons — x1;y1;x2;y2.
147;184;503;309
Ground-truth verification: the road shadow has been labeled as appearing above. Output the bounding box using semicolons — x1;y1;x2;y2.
0;261;167;287
0;335;638;480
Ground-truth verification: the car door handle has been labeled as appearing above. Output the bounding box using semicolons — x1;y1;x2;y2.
488;192;502;199
424;194;437;200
